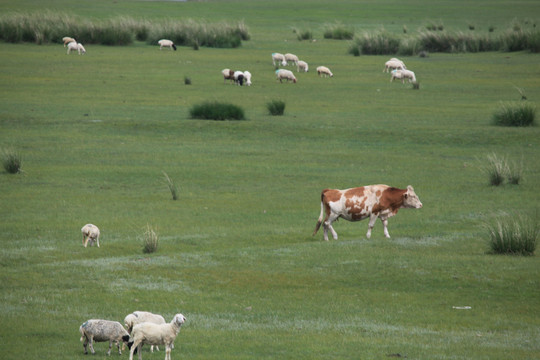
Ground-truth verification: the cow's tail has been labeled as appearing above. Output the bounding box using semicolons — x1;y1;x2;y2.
312;191;326;236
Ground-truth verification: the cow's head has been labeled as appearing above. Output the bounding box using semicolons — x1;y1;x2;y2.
403;185;422;209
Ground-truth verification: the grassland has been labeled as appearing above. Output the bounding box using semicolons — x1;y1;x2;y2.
0;1;539;359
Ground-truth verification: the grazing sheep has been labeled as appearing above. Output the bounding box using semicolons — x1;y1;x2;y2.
221;68;235;84
284;53;299;66
271;52;287;67
234;71;245;86
125;313;186;360
275;69;297;83
243;71;252;86
316;66;333;77
62;37;76;47
67;42;86;55
124;311;166;353
391;69;416;83
297;60;309;72
79;319;129;356
81;224;100;248
158;39;177;51
384;58;406;72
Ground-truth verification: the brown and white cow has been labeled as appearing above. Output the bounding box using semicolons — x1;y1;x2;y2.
313;185;422;241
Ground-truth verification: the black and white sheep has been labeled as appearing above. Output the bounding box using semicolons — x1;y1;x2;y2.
275;69;297;83
234;71;245;86
124;313;186;360
67;42;86;55
316;66;333;77
81;224;100;248
158;39;177;51
124;311;166;353
79;319;129;356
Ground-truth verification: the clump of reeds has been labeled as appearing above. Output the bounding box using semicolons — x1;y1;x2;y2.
485;215;538;255
189;102;245;121
480;153;524;186
142;224;159;254
492;102;536;127
323;23;354;40
162;171;179;200
266;100;286;116
347;30;401;55
292;27;313;41
2;148;22;174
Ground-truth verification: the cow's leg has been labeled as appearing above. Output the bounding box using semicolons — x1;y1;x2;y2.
324;213;339;241
381;218;391;238
367;214;379;239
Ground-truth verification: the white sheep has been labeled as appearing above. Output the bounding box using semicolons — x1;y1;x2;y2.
384;58;406;72
79;319;129;356
221;68;235;84
62;37;76;47
271;52;287;67
81;224;100;248
316;66;333;77
284;53;299;66
233;71;245;86
67;42;86;55
297;60;309;72
158;39;177;51
124;311;166;353
243;71;252;86
275;69;297;83
125;313;186;360
391;69;416;83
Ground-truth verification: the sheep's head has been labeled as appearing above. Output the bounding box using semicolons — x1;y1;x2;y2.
173;313;186;327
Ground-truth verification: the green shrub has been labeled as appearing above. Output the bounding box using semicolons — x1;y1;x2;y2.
184;76;192;85
486;215;538;255
266;100;286;116
142;224;159;254
482;153;508;186
2;148;22;174
348;30;401;55
492;102;536;127
323;23;354;40
190;102;245;121
295;28;313;41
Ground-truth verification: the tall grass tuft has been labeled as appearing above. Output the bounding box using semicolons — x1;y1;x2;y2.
486;215;538;255
189;102;245;121
348;30;401;55
142;224;159;254
162;171;179;200
482;153;508;186
323;23;354;40
2;148;22;174
293;27;313;41
492;102;536;127
266;100;286;116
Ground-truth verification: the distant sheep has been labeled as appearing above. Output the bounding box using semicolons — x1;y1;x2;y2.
62;37;76;47
316;66;333;77
222;69;235;84
391;69;416;83
158;39;177;51
297;60;309;72
79;319;129;356
234;71;245;86
271;53;287;67
384;58;406;72
243;71;252;86
275;69;297;83
81;224;100;248
284;53;299;66
125;313;186;360
124;311;166;353
67;42;86;55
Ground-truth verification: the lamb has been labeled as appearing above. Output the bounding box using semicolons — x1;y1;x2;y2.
79;319;129;356
284;53;299;66
62;37;76;47
275;69;297;83
243;71;252;86
67;42;86;55
124;313;186;360
271;52;287;67
234;71;245;86
221;68;235;84
391;69;416;83
316;66;333;77
158;39;177;51
124;311;166;353
384;58;406;72
297;60;309;72
81;224;100;248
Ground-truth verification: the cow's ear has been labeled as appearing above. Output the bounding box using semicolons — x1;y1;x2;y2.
404;193;408;199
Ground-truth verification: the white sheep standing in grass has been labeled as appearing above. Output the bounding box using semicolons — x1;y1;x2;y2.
67;42;86;55
62;37;76;47
124;311;166;353
272;52;287;67
221;68;235;84
384;58;406;72
391;69;416;83
275;69;297;83
81;224;100;247
316;66;333;77
284;53;299;66
79;319;129;356
243;71;252;86
297;60;309;72
158;39;177;51
125;313;186;360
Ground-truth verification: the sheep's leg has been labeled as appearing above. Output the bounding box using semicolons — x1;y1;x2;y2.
88;336;96;355
83;337;89;354
106;340;113;356
165;345;172;360
96;236;100;248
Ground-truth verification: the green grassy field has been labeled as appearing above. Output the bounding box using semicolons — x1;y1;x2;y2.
1;1;539;359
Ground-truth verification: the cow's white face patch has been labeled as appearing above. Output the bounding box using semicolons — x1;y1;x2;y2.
404;186;423;209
